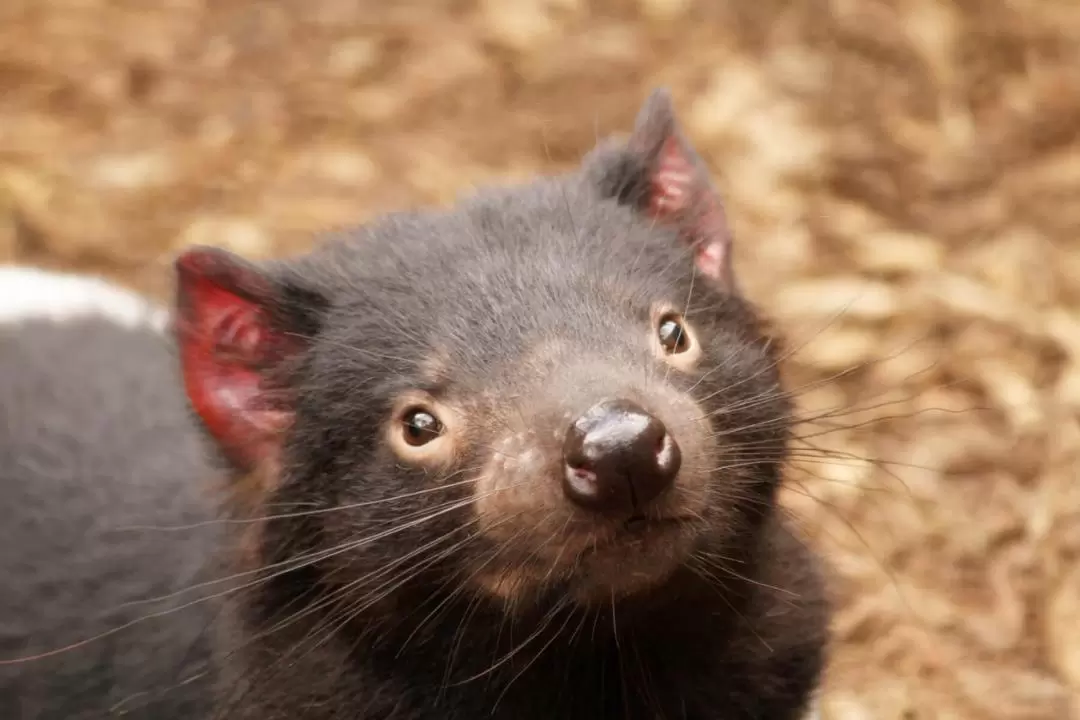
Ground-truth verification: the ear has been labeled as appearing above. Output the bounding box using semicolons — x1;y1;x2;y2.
596;88;734;287
173;245;326;473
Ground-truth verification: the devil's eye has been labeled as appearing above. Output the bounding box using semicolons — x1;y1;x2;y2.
401;408;444;446
657;314;691;354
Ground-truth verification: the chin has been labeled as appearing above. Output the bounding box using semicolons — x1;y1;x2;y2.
567;518;698;604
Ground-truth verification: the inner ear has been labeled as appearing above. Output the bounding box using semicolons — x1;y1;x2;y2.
173;246;325;473
594;89;735;288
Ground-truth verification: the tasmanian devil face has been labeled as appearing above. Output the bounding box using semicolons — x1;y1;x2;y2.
173;90;791;610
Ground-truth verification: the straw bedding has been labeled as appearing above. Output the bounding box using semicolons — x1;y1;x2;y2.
2;1;1078;717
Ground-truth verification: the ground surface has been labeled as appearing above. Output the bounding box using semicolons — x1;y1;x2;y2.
2;1;1079;718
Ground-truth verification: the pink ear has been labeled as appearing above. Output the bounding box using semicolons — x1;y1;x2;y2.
174;246;310;472
626;89;733;286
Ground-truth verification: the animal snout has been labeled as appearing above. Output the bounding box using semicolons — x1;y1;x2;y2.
561;398;681;514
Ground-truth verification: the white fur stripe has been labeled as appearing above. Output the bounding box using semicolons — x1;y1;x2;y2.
0;265;169;332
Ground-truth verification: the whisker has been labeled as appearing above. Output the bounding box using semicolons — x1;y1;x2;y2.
682;291;871;405
684;559;773;653
451;595;571;687
395;513;535;655
690;552;799;598
0;482;531;665
490;600;579;714
116;464;489;532
112;486;494;611
236;520;485;698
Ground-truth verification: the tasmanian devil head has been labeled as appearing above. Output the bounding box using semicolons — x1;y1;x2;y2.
173;89;791;610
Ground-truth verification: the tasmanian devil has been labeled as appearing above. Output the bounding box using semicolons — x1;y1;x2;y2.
0;89;829;719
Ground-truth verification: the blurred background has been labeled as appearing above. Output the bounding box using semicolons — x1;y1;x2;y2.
2;1;1079;717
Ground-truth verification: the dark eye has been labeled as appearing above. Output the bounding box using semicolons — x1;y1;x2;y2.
401;408;444;446
657;314;690;354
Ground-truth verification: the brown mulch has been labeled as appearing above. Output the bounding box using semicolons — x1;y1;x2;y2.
2;1;1079;717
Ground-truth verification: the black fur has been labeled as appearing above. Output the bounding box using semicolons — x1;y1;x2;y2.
0;315;225;719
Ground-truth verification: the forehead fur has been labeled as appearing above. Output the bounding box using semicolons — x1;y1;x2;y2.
277;158;709;369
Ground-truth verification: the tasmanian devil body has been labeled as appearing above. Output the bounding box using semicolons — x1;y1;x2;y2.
0;90;829;720
0;268;224;719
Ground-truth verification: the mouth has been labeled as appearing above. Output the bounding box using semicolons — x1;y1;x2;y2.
624;513;687;533
559;514;698;601
585;514;695;555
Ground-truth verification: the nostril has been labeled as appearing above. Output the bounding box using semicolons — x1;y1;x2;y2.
656;431;674;461
654;432;681;482
566;462;596;483
564;465;598;501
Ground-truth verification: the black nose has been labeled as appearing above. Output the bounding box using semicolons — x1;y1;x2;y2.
561;398;682;513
